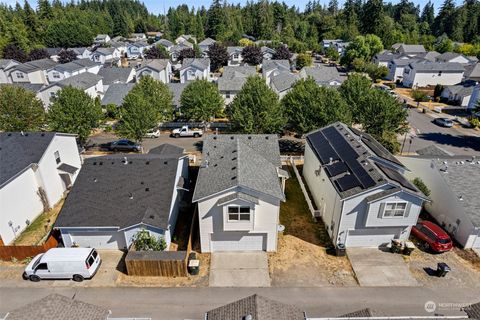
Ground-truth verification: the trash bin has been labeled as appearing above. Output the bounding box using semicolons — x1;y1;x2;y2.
188;259;200;275
436;262;450;277
403;241;415;256
188;252;197;261
336;243;346;257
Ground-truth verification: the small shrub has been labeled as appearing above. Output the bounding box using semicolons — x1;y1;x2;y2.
469;117;480;128
411;89;428;102
132;229;166;251
413;177;431;197
387;83;396;89
104;125;112;132
105;104;118;119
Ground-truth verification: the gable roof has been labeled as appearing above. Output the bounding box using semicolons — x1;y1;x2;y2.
0;59;19;70
374;52;405;62
156;39;174;48
0;132;60;187
270;71;299;93
5;294;109;320
101;83;135;106
415;51;440;62
149;143;184;156
52;58;99;74
138;59;170;73
306;123;423;199
443;84;475;98
199;37;216;47
218;66;256;91
69;47;90;55
180;58;210;71
93;47;116;56
55;153;183;230
408;61;465;72
167;82;188;107
227;46;243;55
98;67;134;85
11;59;58;73
464;63;480;80
53;72;102;90
300;65;346;86
193;134;284;202
397;44;426;54
205;294;304;320
262;59;290;73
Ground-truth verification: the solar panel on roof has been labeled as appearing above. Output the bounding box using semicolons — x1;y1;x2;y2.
335;174;361;192
376;163;417;192
307;131;339;164
325;161;348;176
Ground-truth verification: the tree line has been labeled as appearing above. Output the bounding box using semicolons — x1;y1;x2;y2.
1;0;480;60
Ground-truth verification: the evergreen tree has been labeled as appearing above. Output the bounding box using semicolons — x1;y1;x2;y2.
434;0;456;37
207;42;229;71
361;0;384;35
241;46;263;65
206;0;225;39
420;1;435;33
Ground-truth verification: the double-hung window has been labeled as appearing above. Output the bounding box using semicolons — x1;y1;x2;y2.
383;202;407;218
228;206;251;222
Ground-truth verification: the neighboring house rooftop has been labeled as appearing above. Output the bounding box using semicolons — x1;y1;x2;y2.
415;51;440;62
218;66;256;91
98;67;134;85
156;39;174;48
262;59;290;73
430;158;480;227
1;82;45;92
396;44;426;54
44;47;63;56
270;72;299;93
101;83;135;106
193;134;284;202
464;63;480;80
0;132;64;187
374;52;405;62
391;58;423;66
300;65;346;85
205;294;305;320
53;58;98;73
444;84;475;98
199;37;216;47
167;82;188;107
180;58;210;71
227;46;243;55
149;143;184;156
69;47;90;55
0;59;19;69
5;294;110;320
55;153;184;230
138;59;170;72
54;72;103;90
408;61;465;72
306;123;422;199
12;58;58;73
93;47;116;56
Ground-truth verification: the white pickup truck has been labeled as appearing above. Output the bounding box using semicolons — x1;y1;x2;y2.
171;125;203;138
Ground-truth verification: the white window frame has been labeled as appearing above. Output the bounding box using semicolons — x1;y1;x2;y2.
52;72;61;79
227;206;251;222
382;202;408;218
16;72;25;79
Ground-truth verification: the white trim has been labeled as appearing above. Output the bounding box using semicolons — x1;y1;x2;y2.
382;201;408;218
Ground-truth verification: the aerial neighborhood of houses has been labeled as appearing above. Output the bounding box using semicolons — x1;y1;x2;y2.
1;25;480;320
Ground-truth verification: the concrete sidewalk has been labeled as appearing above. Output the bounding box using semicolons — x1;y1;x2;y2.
348;248;419;287
209;252;271;287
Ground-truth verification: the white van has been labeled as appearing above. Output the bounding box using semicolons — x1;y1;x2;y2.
23;248;101;282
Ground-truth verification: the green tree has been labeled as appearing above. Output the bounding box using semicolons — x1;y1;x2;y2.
0;85;45;131
361;0;384;35
48;86;102;144
132;229;166;251
365;63;388;81
228;76;285;133
180;80;223;123
435;35;454;53
341;34;383;67
283;78;352;134
207;42;229;71
325;46;340;62
296;53;313;69
241;45;263;65
339;74;372;123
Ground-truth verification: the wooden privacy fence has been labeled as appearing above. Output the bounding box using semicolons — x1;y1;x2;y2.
0;235;58;261
125;250;188;277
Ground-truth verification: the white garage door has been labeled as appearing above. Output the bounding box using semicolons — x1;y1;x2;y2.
346;228;400;247
211;232;266;252
70;231;126;249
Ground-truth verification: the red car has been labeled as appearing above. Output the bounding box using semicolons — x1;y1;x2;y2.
411;221;453;253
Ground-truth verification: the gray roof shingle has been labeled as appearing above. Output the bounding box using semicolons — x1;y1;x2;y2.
0;132;57;187
408;62;465;72
218;66;257;91
180;58;210;71
138;59;170;73
300;65;346;86
193;134;284;202
270;71;299;92
6;294;109;320
54;72;102;90
98;67;134;85
101;83;135;106
148;143;184;156
262;59;290;73
55;153;183;230
167;82;188;107
205;294;305;320
397;44;426;54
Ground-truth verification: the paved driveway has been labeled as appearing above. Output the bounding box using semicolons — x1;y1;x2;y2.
347;248;419;287
209;252;270;287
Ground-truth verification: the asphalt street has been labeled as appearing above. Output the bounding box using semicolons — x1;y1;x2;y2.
0;287;477;320
401;108;480;156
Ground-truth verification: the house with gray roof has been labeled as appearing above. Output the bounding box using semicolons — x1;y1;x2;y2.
386;57;422;82
0;132;80;245
126;41;151;59
468;83;480;110
46;59;101;83
101;83;135;106
38;72;103;107
205;294;305;320
98;66;135;91
193;134;287;252
155;39;174;52
440;82;476;107
55;149;189;250
198;37;216;56
393;43;426;56
464;63;480;82
137;59;172;83
373;51;406;67
94;34;110;44
415;51;441;62
269;71;299;98
401;156;480;249
402;61;465;87
227;46;244;66
91;47;121;65
179;58;210;83
9;58;58;84
218;65;257;104
167;82;188;109
69;47;93;60
261;46;276;60
262;59;290;83
303;123;427;248
299;65;346;87
0;59;19;84
170;42;194;61
436;52;478;64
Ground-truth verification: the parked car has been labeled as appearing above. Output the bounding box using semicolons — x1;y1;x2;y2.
23;248;101;282
144;128;160;138
108;139;141;152
433;117;454;128
411;221;453;253
171;125;203;138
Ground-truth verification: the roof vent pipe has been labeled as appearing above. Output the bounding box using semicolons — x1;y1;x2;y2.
129;192;133;200
123;156;128;165
329;157;333;164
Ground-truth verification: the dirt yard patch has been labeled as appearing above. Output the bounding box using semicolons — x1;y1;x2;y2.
269;166;357;287
404;243;480;288
13;199;65;245
116;253;210;287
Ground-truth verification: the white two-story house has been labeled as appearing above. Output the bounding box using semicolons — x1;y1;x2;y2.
193;135;288;252
0;59;19;84
46;59;101;83
9;59;58;84
137;59;172;83
303;123;428;249
91;48;121;65
179;58;210;83
218;66;257;105
126;41;151;59
227;47;243;66
402;62;465;88
0;132;81;244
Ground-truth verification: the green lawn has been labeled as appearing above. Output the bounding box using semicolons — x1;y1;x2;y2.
280;165;332;248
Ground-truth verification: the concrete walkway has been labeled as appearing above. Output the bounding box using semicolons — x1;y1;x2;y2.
209;252;271;287
348;248;419;287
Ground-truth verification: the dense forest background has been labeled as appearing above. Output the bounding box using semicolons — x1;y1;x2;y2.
1;0;480;56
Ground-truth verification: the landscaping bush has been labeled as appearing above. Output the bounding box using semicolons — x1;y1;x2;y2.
387;83;396;89
413;177;431;197
468;117;480;128
105;103;118;119
132;229;167;251
411;89;428;102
